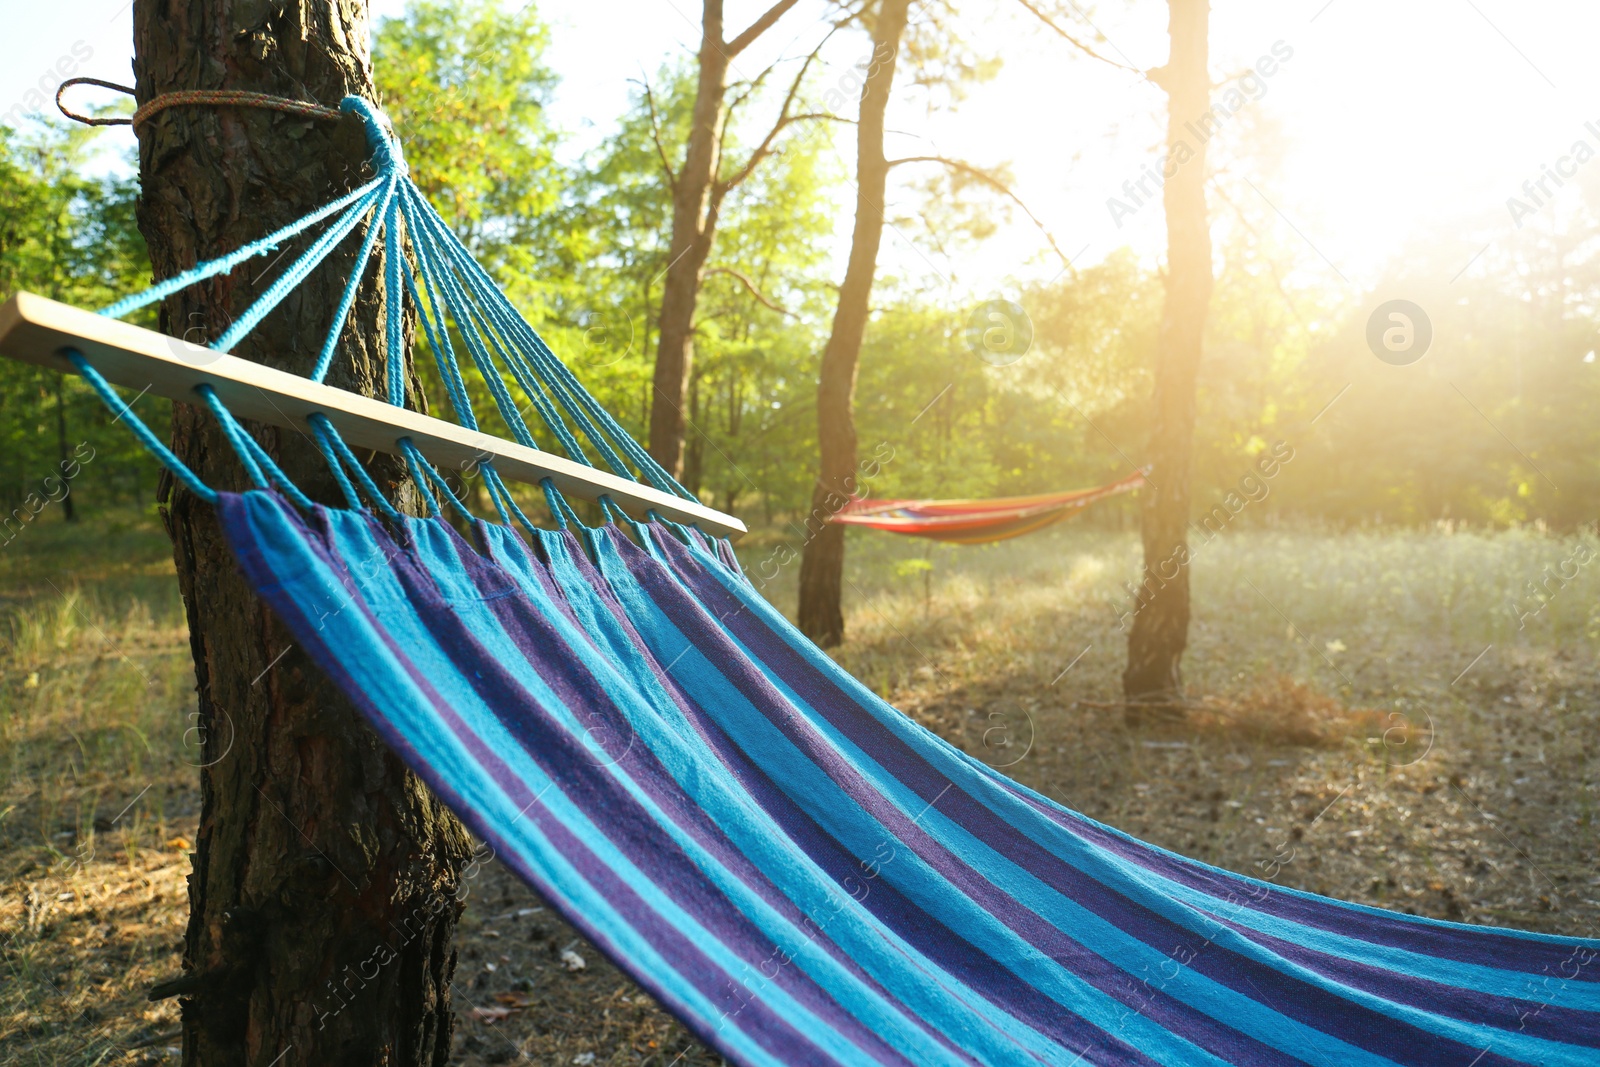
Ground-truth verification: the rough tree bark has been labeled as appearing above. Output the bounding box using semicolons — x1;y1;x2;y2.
648;0;801;479
1122;0;1214;719
132;2;472;1063
796;0;912;647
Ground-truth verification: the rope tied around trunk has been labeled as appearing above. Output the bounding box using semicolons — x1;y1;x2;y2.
55;77;345;130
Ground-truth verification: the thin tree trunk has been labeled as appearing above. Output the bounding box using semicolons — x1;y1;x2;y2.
648;0;801;479
53;372;74;522
1123;0;1214;719
797;0;912;647
132;2;473;1063
648;1;728;478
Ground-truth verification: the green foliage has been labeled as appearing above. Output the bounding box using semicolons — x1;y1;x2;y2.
0;123;158;524
375;0;562;284
7;0;1600;538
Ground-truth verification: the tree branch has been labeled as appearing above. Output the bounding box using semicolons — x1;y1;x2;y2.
727;0;804;57
635;73;678;195
886;155;1075;274
715;36;836;201
1207;174;1307;330
706;266;794;316
1012;0;1146;77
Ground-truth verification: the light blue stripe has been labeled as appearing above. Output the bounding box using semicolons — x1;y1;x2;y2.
661;532;1600;1062
588;532;1233;1067
251;500;839;1067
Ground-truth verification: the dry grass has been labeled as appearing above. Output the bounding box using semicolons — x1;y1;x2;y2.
3;513;1598;1064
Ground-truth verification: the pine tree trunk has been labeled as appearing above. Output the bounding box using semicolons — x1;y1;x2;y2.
648;1;729;480
131;2;473;1063
796;0;912;648
1122;0;1214;720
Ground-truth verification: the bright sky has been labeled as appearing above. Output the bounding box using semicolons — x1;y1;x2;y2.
7;0;1600;296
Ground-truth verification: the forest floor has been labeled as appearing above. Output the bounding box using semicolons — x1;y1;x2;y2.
2;511;1598;1065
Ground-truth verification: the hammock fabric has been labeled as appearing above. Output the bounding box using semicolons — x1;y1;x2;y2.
57;97;1600;1066
831;470;1148;544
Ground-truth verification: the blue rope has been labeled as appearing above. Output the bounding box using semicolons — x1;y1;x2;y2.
399;438;474;523
196;386;267;486
409;190;690;497
70;90;708;543
384;187;405;406
311;172;400;383
480;464;514;528
398;440;443;518
398;233;479;431
401;186;592;462
65;350;217;503
398;186;548;452
98;177;385;322
308;417;364;510
540;478;573;530
212;183;387;353
307;415;404;523
197;386;319;510
482;465;547;539
407;190;632;477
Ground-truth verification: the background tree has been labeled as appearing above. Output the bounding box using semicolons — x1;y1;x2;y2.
797;0;914;646
0;123;150;523
561;62;837;517
130;1;471;1062
1122;0;1214;719
647;0;811;478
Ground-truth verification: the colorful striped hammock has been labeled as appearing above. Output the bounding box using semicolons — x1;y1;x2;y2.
832;470;1148;544
16;97;1597;1066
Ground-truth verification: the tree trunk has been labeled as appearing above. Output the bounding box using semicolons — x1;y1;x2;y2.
796;0;912;647
648;1;730;479
54;372;75;522
132;2;473;1064
647;0;801;479
1122;0;1214;720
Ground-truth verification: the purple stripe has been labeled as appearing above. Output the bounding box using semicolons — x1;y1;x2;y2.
638;530;1555;1067
1199;912;1600;1048
218;494;843;1067
412;520;925;1067
514;527;987;1067
1010;787;1600;983
375;520;893;1066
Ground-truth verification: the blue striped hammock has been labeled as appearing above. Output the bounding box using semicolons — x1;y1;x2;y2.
60;97;1600;1065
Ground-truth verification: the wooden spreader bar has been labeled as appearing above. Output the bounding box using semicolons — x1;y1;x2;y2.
0;292;746;539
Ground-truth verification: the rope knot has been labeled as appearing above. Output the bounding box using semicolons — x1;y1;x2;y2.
339;96;408;179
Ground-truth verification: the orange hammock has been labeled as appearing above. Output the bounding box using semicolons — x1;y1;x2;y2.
830;468;1148;544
